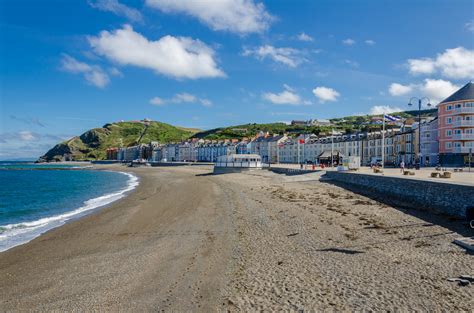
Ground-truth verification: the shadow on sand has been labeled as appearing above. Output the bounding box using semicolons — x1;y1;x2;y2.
321;178;474;239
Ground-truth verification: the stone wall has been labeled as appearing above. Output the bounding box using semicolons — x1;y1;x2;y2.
324;172;474;218
268;168;319;176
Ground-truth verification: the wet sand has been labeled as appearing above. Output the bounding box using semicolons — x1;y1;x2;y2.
0;165;472;311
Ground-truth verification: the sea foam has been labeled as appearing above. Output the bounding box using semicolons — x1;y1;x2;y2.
0;171;139;252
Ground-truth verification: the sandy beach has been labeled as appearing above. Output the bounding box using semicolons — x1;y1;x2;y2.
0;165;472;311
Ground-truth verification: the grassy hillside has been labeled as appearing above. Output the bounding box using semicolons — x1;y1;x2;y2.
192;108;437;140
39;121;196;161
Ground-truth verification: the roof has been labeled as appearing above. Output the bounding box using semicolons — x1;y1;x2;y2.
440;82;474;104
216;154;261;161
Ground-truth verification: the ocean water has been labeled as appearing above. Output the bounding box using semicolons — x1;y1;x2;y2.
0;162;138;252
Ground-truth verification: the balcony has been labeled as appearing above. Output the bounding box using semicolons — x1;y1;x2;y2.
452;120;474;127
452;146;474;153
452;133;474;140
454;107;474;114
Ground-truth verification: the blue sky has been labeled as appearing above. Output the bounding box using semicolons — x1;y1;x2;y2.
1;0;473;159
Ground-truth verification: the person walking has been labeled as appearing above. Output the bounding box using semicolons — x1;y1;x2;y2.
400;160;405;173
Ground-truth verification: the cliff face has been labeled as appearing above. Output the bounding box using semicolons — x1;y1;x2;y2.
38;121;196;162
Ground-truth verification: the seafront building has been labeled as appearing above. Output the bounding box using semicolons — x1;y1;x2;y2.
420;117;439;166
437;82;474;166
110;83;473;167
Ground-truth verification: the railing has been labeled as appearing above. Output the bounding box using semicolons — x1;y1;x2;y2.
452;133;474;140
454;107;474;114
452;146;473;153
453;120;474;127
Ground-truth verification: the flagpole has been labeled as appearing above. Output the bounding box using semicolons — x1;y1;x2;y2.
382;113;385;169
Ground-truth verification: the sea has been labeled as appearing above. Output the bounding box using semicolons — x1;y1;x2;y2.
0;161;138;252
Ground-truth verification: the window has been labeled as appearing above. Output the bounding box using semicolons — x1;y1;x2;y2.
447;105;453;111
446;130;452;136
454;129;461;135
455;103;462;109
445;142;452;149
454;142;462;148
446;117;452;124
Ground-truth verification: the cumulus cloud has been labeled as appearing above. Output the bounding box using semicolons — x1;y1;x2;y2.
149;97;165;106
388;83;414;96
407;47;474;79
242;45;305;67
89;0;143;22
150;92;212;107
297;32;314;42
60;54;110;88
262;85;303;105
369;105;403;115
365;39;376;45
419;79;459;104
388;79;459;104
88;25;225;79
342;38;355;46
145;0;273;34
312;86;340;103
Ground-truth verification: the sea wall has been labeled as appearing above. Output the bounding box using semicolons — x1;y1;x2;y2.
324;171;474;218
268;168;319;176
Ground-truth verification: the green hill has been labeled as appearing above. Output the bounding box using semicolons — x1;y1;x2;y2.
38;120;197;162
192;109;438;140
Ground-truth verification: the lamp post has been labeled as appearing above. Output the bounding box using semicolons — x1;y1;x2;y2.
408;97;431;168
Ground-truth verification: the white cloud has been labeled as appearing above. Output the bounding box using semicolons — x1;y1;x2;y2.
108;67;123;77
388;83;414;96
369;105;403;115
242;45;305;67
342;38;355;46
60;54;110;88
145;0;273;34
89;0;143;22
172;92;197;103
312;86;340;103
262;85;302;105
199;98;213;107
150;92;212;107
149;97;165;106
19;131;37;141
419;79;459;104
297;32;314;42
465;20;474;32
407;58;435;75
365;39;376;45
88;25;225;79
388;79;459;104
407;47;474;79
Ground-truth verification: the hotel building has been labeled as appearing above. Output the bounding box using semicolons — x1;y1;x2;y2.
438;82;474;166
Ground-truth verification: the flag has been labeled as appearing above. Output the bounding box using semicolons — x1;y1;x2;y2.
383;114;401;122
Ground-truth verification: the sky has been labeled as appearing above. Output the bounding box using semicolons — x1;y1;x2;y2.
0;0;473;159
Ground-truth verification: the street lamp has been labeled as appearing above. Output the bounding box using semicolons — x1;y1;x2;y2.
408;97;431;168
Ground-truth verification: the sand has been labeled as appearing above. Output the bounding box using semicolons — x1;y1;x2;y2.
0;165;472;311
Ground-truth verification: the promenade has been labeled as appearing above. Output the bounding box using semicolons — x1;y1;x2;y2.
270;163;474;186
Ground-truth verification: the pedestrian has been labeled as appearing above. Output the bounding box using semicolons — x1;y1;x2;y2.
400;160;405;173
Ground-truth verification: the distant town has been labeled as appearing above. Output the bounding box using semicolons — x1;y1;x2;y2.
107;82;474;168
